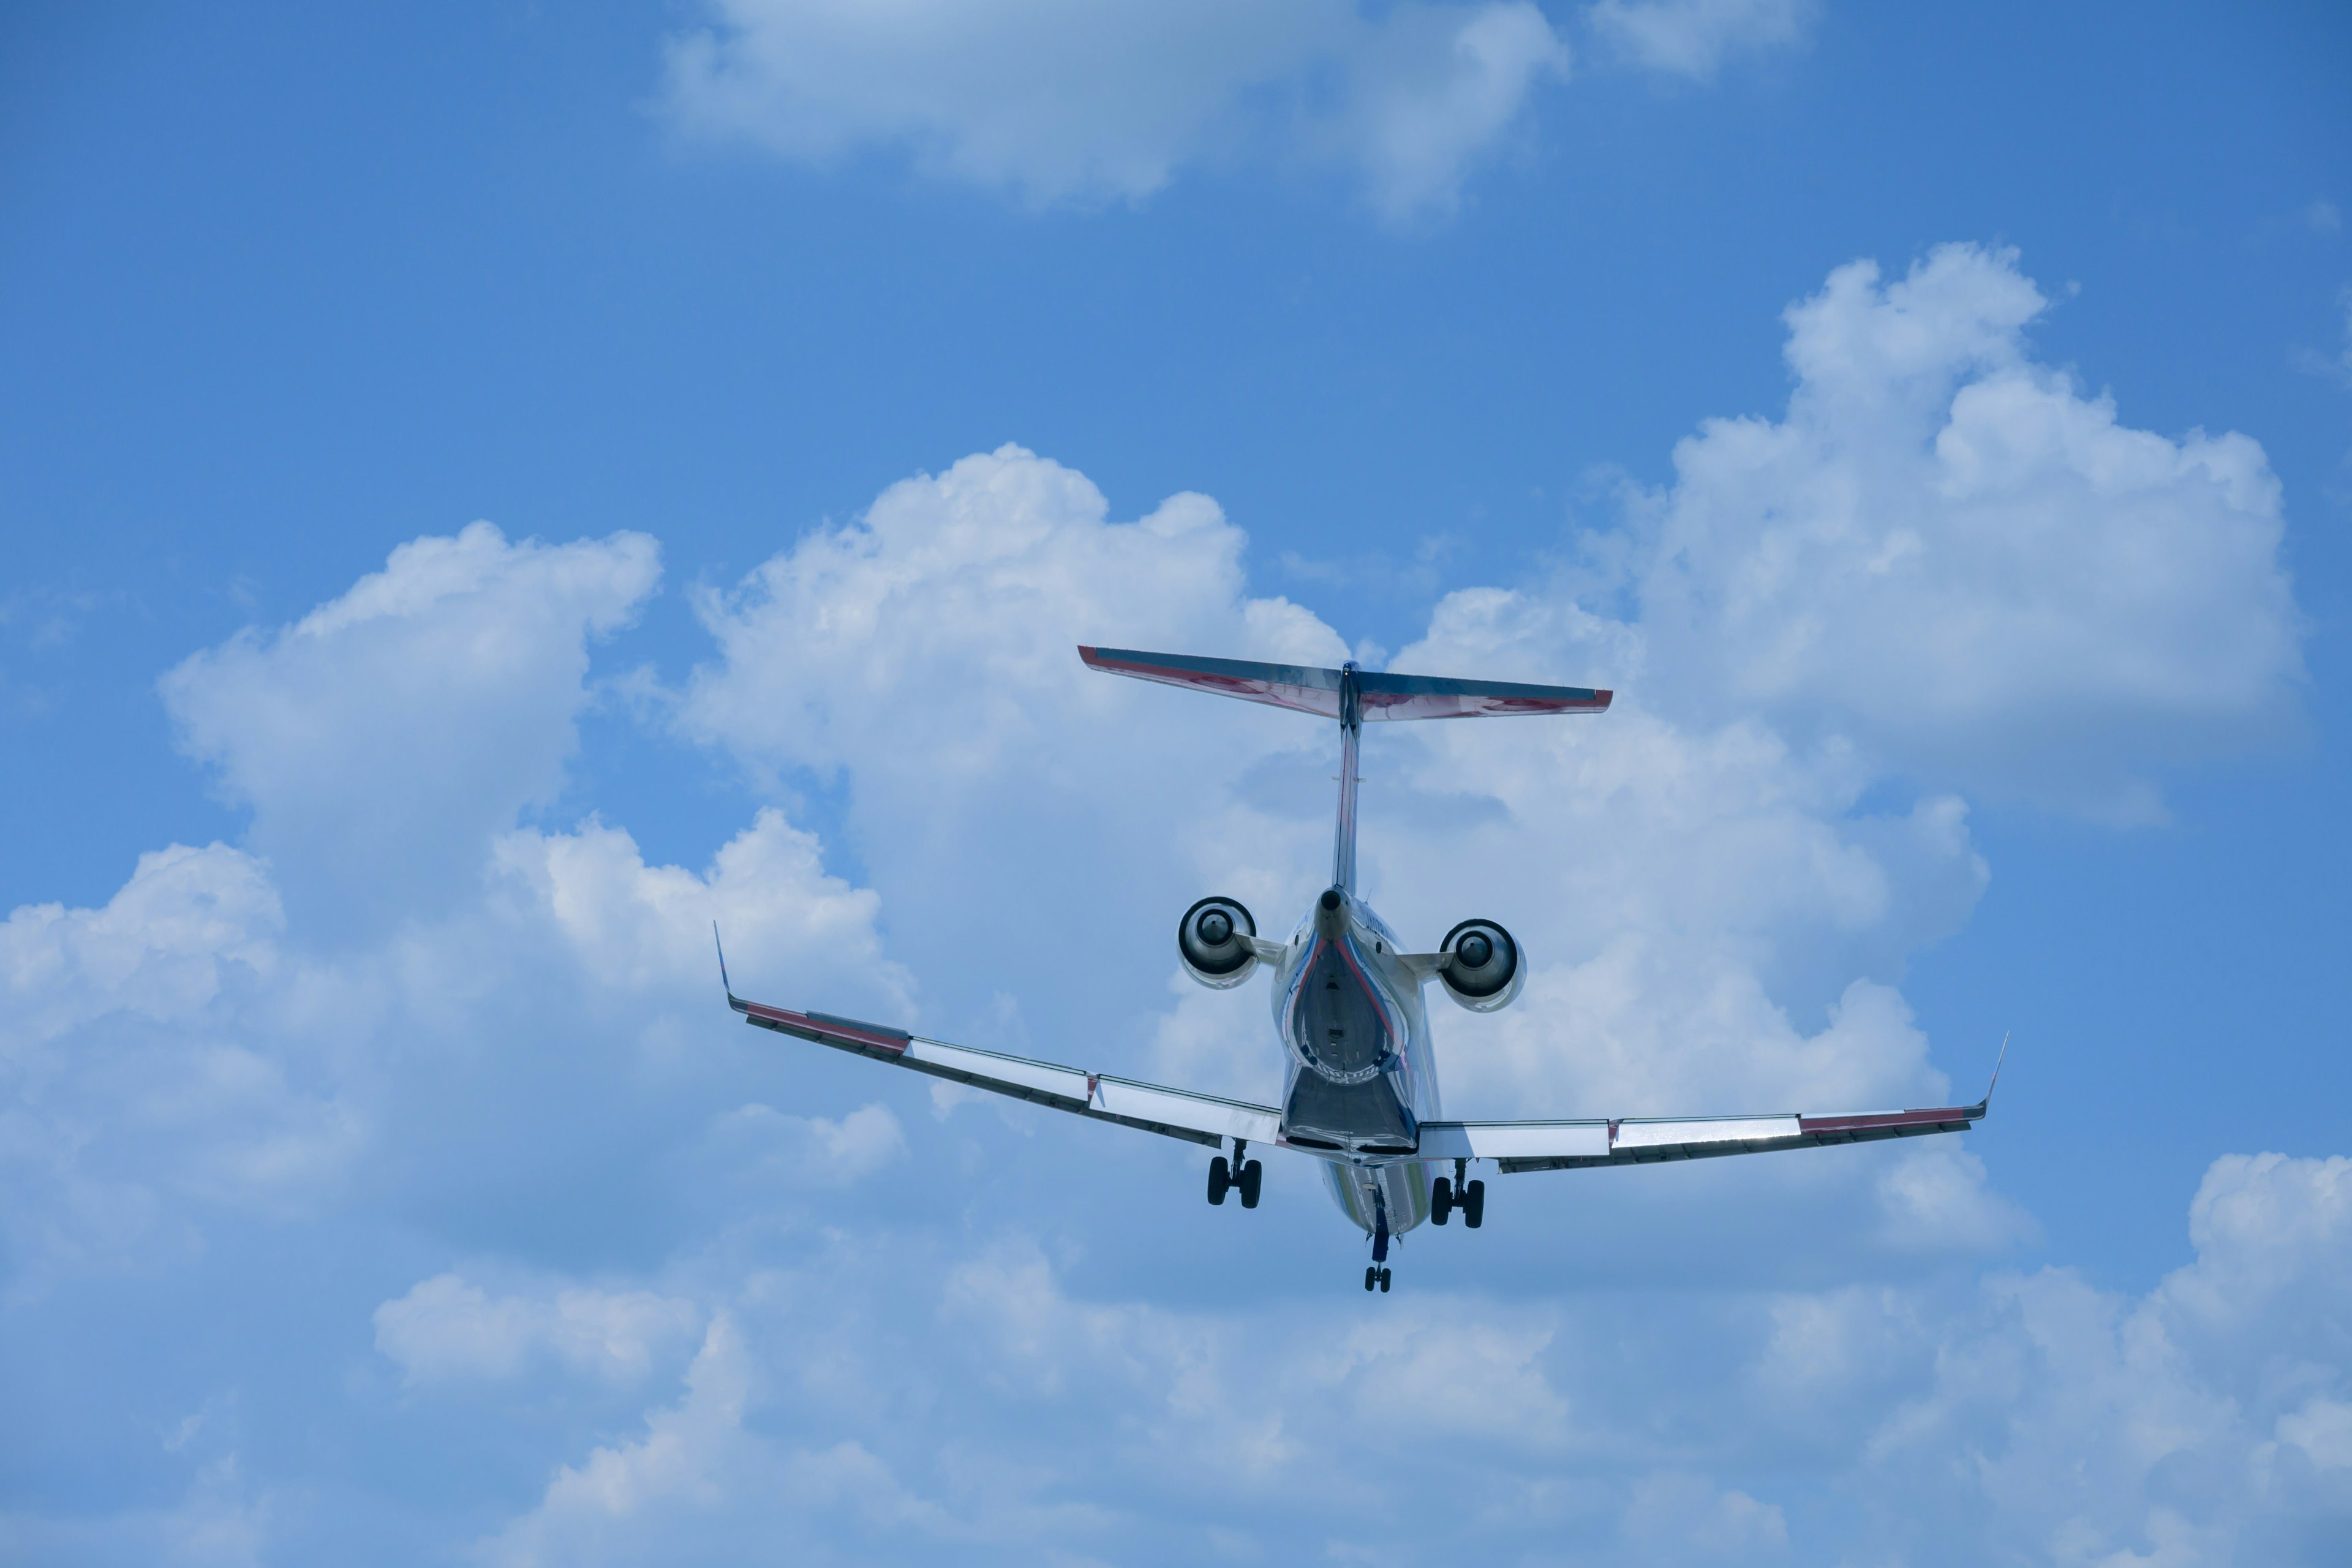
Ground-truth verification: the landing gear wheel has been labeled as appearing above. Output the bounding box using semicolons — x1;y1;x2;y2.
1463;1178;1486;1229
1378;1268;1391;1293
1364;1265;1378;1292
1207;1156;1231;1206
1237;1159;1263;1209
1431;1177;1453;1225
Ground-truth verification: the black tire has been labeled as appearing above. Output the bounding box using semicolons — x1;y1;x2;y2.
1431;1176;1453;1225
1364;1265;1377;1292
1238;1159;1263;1209
1463;1178;1486;1229
1207;1155;1231;1206
1378;1268;1391;1293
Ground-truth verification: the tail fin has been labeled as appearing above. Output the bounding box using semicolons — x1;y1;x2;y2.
1077;647;1610;721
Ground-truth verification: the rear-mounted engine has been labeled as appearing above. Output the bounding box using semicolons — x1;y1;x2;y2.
1178;896;1259;989
1437;917;1522;1012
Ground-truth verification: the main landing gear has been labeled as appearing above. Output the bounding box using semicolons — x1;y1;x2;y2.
1431;1158;1485;1229
1207;1142;1262;1208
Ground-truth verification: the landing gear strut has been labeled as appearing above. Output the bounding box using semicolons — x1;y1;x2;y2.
1362;1199;1393;1292
1207;1142;1262;1208
1432;1158;1486;1228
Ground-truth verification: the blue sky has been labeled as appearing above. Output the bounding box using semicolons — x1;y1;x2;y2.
4;1;2350;1562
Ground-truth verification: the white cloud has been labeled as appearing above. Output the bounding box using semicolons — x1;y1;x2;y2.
1620;1471;1788;1558
696;1100;908;1189
451;1150;2352;1562
1847;1152;2352;1563
489;809;907;1010
0;797;903;1283
473;1314;752;1566
8;243;2332;1564
658;0;1567;218
0;843;358;1276
1587;0;1812;78
374;1273;702;1385
161;521;660;940
1625;244;2302;816
1;842;279;1044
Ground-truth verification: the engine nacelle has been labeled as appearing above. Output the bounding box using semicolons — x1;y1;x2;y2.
1178;895;1259;989
1437;917;1522;1012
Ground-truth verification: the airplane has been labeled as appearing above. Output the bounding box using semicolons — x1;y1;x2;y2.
720;647;2000;1293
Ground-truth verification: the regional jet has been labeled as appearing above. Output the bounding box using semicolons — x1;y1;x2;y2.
720;648;1998;1292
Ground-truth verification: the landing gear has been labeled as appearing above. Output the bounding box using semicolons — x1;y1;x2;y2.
1433;1159;1484;1228
1208;1142;1262;1208
1363;1265;1390;1292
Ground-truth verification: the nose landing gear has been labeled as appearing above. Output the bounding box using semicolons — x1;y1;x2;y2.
1207;1142;1263;1208
1363;1265;1390;1292
1362;1199;1393;1292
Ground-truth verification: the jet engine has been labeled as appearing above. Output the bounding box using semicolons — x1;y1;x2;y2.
1437;917;1522;1012
1178;896;1259;989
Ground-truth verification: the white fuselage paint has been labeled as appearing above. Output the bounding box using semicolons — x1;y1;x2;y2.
1265;892;1442;1242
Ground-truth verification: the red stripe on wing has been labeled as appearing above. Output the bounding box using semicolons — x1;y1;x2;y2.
1798;1106;1977;1136
737;1001;911;1056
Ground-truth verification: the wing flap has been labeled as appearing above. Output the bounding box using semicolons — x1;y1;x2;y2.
1417;1099;1988;1174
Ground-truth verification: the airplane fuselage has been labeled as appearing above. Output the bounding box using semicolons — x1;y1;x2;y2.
1267;887;1441;1242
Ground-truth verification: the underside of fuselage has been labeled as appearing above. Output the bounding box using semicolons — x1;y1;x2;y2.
1273;894;1441;1243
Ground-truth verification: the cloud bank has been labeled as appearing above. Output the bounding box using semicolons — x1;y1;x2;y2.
1;246;2328;1564
659;0;1572;218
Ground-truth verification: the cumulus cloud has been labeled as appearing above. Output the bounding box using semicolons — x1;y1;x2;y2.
374;1273;701;1385
2;842;280;1043
489;809;906;1011
0;842;357;1275
1625;244;2303;817
658;0;1567;218
1850;1152;2352;1562
472;1314;754;1567
1587;0;1814;78
692;1100;908;1191
451;1152;2352;1561
6;243;2328;1564
0;797;902;1284
161;522;660;940
680;444;1346;1037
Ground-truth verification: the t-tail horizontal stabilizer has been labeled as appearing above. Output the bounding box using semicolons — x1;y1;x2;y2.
1077;646;1611;722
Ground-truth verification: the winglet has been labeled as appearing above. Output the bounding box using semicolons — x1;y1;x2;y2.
714;922;736;1005
1985;1030;2010;1104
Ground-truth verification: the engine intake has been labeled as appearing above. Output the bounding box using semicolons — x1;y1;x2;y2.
1178;895;1259;989
1438;917;1522;1012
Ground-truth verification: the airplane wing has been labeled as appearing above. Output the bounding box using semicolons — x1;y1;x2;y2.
1415;1098;1989;1173
723;984;1283;1150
